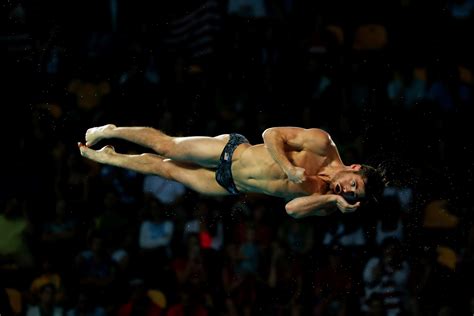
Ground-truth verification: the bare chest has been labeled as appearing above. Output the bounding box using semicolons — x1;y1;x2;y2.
287;150;329;176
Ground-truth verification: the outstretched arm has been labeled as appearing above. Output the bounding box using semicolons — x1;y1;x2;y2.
285;194;360;219
262;127;333;183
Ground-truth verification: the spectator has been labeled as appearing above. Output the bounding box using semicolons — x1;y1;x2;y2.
26;283;64;316
74;234;115;295
183;201;224;251
171;233;207;287
362;238;411;316
312;245;353;316
166;284;209;316
143;175;186;206
66;292;106;316
117;278;162;316
277;218;314;255
92;191;129;245
0;198;34;269
29;256;64;304
40;199;78;269
138;195;175;282
268;241;303;315
374;196;405;246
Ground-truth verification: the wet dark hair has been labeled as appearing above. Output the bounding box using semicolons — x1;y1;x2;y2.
356;164;387;204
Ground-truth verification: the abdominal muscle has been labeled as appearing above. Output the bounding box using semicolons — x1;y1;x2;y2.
231;144;316;198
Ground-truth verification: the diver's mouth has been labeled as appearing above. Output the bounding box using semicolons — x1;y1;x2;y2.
335;183;342;194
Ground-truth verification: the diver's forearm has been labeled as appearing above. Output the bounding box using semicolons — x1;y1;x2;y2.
285;194;337;218
262;128;294;173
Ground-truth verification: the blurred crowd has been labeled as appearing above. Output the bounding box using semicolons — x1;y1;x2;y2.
2;0;474;315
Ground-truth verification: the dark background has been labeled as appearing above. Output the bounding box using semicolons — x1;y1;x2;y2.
1;0;473;315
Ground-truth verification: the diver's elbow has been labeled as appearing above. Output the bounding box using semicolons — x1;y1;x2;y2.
262;128;275;140
285;203;303;219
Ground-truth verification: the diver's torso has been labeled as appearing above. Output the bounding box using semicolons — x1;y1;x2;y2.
231;143;332;198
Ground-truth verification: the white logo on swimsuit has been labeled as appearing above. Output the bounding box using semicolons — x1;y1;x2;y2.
224;152;229;161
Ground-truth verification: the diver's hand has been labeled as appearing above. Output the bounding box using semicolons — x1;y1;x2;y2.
334;195;360;213
285;166;306;183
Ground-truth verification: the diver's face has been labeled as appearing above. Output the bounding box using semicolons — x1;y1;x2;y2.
331;170;366;202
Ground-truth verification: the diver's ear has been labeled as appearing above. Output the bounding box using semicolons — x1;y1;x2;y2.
350;164;362;171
